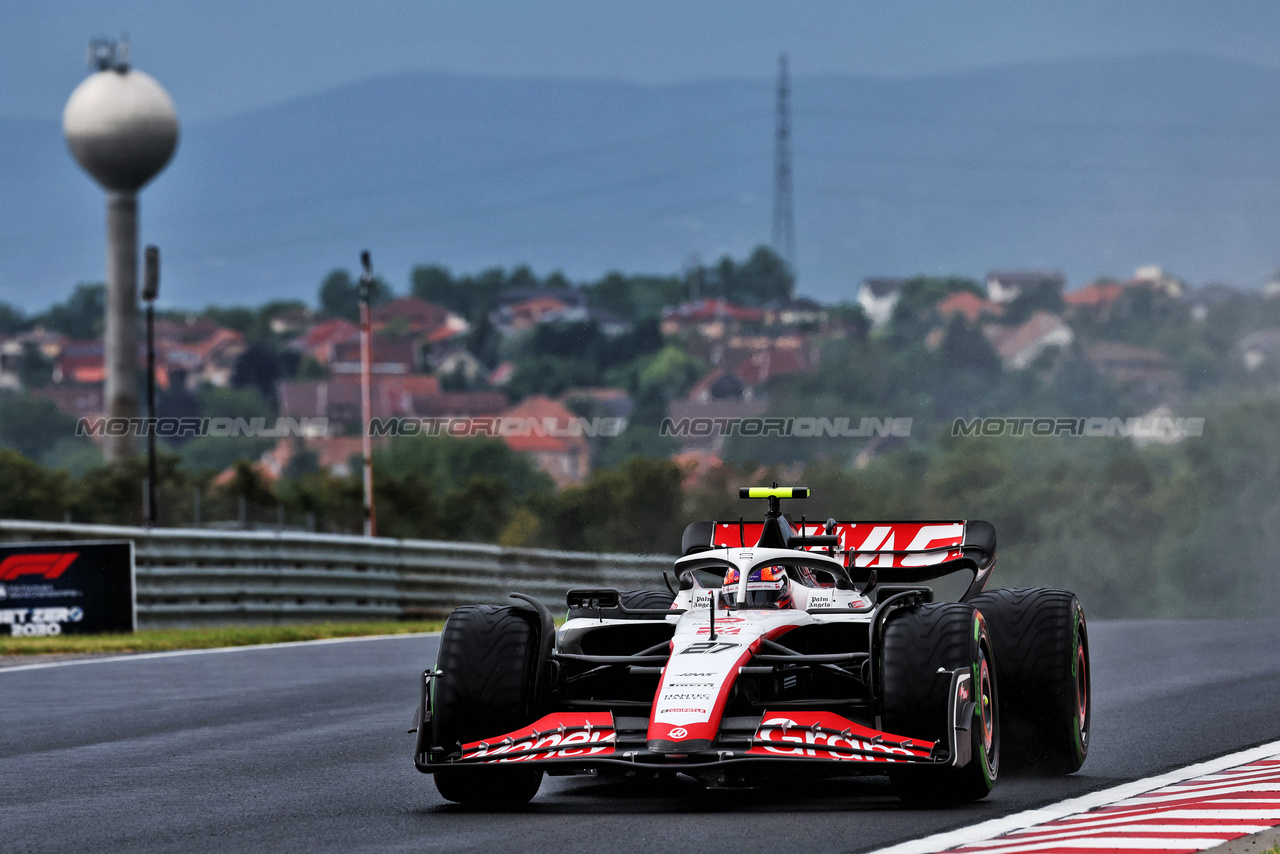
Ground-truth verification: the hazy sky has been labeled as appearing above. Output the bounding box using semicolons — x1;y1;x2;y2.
6;1;1280;120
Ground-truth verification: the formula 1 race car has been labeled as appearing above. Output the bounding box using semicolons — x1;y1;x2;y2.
411;486;1090;806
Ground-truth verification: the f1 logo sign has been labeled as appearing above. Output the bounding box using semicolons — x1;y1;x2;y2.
668;727;688;739
0;553;79;581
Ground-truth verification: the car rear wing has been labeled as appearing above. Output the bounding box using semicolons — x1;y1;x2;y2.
681;517;996;598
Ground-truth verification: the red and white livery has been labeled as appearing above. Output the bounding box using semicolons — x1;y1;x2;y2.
413;486;1090;808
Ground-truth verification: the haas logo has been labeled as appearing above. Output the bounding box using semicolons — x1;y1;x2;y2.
0;553;79;581
668;727;688;739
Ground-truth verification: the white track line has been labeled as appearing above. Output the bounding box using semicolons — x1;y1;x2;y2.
0;631;441;674
867;739;1280;854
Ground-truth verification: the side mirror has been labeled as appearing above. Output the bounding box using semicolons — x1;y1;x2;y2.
566;588;621;610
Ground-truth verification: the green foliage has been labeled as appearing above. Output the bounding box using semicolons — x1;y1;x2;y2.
18;343;54;389
319;268;393;321
176;388;276;474
0;393;82;463
40;439;103;476
410;264;512;325
827;302;871;337
375;434;553;499
1002;279;1065;324
258;300;308;324
693;393;1280;619
503;319;665;400
631;345;708;400
0;449;70;520
531;457;685;553
231;344;281;402
178;435;273;475
196;386;274;421
709;246;794;306
276;471;363;534
505;356;597;399
591;420;678;469
0;301;24;334
889;276;983;332
183;301;309;343
199;305;256;335
581;272;685;320
294;355;327;381
215;459;277;506
412;245;790;328
67;457;151;526
33;283;105;340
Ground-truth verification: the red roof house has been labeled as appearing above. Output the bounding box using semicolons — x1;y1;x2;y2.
499;396;591;487
937;291;1004;323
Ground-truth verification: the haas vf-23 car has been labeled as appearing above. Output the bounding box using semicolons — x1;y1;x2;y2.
410;487;1090;806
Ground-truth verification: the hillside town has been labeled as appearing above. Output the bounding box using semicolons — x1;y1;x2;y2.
2;251;1276;498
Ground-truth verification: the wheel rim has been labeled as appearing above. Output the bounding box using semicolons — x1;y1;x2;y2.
1076;635;1089;735
978;653;995;760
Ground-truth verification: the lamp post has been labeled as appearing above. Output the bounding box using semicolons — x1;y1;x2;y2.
358;251;377;538
142;245;159;526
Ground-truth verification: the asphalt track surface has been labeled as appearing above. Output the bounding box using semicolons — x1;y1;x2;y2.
4;618;1280;854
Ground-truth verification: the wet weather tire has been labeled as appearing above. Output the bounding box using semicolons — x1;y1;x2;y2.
431;604;544;807
882;603;999;804
968;588;1089;775
566;589;675;621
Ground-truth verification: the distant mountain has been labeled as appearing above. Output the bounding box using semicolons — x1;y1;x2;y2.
4;53;1280;312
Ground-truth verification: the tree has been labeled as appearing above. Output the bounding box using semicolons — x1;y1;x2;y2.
375;434;552;500
411;264;454;307
732;245;795;305
177;387;276;473
1004;279;1066;324
0;301;24;334
580;271;685;319
215;459;276;507
196;386;274;421
0;449;69;520
634;345;707;400
889;276;984;332
35;284;105;340
231;344;281;402
0;393;81;462
505;356;599;400
179;435;273;475
199;305;256;335
18;343;53;389
318;269;392;321
533;457;684;552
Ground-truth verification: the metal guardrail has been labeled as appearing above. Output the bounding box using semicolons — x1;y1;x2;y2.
0;520;676;628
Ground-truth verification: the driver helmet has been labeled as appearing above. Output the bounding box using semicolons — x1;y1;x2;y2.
720;565;794;609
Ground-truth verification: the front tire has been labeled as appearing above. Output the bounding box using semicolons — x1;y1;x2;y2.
969;588;1089;775
882;603;999;804
431;604;544;806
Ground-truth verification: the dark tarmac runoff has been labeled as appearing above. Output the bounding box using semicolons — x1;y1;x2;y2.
3;619;1280;854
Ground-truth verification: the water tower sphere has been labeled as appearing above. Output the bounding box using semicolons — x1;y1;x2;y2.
63;68;178;193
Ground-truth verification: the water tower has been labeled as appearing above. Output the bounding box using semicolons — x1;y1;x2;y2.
64;38;178;461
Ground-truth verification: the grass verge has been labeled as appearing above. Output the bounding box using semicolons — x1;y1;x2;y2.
0;621;444;656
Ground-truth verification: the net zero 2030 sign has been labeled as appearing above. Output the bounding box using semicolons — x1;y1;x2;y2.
0;541;136;636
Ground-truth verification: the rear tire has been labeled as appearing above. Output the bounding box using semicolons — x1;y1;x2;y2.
431;604;544;807
968;588;1089;775
882;603;999;804
566;589;675;621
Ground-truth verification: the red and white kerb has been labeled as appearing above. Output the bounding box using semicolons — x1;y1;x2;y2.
944;755;1280;854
